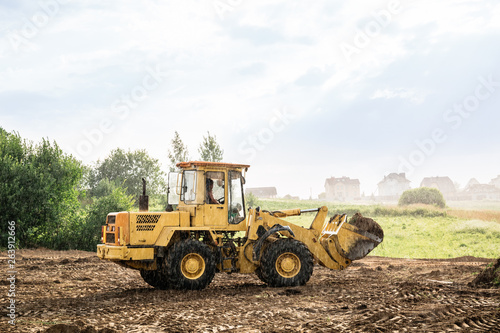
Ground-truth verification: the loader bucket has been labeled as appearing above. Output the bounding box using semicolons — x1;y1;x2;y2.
334;213;384;261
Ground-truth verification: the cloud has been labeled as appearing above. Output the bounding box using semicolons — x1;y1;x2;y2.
295;66;335;87
370;88;426;104
1;0;500;198
237;62;266;76
228;25;286;46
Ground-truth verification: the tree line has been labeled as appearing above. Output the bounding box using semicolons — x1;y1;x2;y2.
0;128;223;251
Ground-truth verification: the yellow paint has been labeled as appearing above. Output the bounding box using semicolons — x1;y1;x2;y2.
97;244;155;261
275;252;301;278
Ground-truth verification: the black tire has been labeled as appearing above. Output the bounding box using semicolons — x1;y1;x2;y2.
254;242;270;283
163;239;216;290
140;269;170;289
259;238;313;287
255;266;268;284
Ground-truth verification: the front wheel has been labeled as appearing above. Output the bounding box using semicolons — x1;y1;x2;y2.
163;239;216;290
259;238;313;287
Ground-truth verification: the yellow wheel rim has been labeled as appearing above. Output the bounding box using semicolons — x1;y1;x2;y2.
276;252;301;278
181;253;205;280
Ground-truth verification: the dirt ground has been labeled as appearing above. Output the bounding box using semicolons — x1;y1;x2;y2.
1;249;499;333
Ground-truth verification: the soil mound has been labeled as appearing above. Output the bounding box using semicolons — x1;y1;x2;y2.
349;213;384;239
469;258;500;288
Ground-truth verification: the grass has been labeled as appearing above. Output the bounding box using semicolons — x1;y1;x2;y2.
255;199;500;259
370;216;500;259
447;209;500;222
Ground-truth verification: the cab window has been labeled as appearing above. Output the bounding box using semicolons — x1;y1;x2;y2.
205;171;225;204
228;171;245;224
180;170;204;204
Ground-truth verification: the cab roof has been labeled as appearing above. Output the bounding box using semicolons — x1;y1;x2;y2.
176;161;250;170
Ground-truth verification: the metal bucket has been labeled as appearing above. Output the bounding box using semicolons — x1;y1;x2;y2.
334;222;383;260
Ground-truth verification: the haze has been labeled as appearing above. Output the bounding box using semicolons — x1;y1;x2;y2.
1;0;499;198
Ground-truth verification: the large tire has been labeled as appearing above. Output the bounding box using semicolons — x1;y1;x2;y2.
255;266;268;284
140;269;170;289
164;239;216;290
259;238;313;287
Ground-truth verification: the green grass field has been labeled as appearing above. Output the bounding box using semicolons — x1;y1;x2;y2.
254;199;500;259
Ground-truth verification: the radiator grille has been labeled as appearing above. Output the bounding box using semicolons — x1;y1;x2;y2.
137;224;156;231
137;214;161;224
106;233;115;244
107;215;116;224
135;214;160;232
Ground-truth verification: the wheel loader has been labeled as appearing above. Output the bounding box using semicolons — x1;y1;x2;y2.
97;161;384;290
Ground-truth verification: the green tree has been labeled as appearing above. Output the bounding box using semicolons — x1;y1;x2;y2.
88;148;166;202
398;187;446;208
198;131;223;162
245;192;259;208
168;131;189;171
0;128;83;248
73;187;134;251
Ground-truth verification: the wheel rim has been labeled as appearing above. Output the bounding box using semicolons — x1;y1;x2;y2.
181;253;205;280
276;252;301;278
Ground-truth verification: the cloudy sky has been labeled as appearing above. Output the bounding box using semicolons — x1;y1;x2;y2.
1;0;499;198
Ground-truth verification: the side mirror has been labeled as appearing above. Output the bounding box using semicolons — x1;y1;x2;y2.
241;176;246;185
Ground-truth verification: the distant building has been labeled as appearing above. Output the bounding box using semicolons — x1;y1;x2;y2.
282;194;300;200
463;184;500;201
377;173;411;198
465;178;480;190
490;175;500;189
245;187;277;198
420;176;456;199
325;177;360;201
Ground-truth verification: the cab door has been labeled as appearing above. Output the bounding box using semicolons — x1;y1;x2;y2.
203;171;227;227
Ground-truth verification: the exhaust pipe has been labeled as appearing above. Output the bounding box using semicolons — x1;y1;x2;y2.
139;178;149;212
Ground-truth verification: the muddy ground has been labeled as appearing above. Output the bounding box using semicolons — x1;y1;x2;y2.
1;249;499;332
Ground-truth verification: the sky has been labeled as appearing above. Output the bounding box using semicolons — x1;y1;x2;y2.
1;0;500;199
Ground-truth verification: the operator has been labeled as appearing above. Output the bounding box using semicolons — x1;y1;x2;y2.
206;178;219;204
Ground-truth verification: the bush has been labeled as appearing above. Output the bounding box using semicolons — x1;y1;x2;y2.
75;187;134;251
398;187;446;208
0;128;84;248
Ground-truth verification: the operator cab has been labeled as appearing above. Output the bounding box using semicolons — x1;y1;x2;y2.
167;162;248;227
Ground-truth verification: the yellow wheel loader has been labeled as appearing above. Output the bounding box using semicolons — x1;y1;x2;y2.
97;161;384;290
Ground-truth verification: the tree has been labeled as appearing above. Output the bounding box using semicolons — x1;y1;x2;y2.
168;131;189;171
245;192;259;208
0;128;84;248
198;131;223;162
72;187;134;251
88;148;166;201
398;187;446;208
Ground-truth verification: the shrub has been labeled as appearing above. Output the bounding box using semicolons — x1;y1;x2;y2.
75;187;134;251
0;129;84;248
398;187;446;208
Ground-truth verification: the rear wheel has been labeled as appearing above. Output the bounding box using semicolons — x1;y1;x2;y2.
140;269;169;289
164;239;216;290
260;238;313;287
